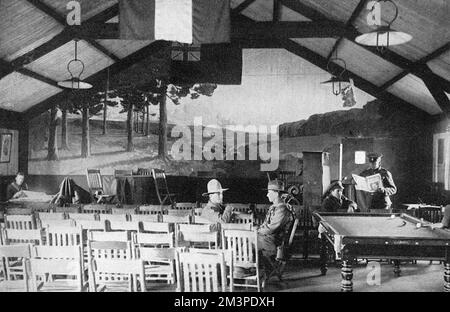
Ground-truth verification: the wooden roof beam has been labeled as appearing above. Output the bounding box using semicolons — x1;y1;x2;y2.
23;40;171;120
420;65;450;114
326;0;367;62
25;0;66;25
281;0;450;93
0;59;60;88
281;38;433;117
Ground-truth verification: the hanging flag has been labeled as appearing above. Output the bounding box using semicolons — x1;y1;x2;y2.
342;78;357;107
119;0;231;44
170;43;242;85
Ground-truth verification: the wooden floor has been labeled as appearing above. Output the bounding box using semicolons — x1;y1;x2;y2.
145;257;445;292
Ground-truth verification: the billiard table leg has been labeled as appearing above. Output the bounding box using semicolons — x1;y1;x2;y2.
320;236;328;276
444;262;450;292
341;260;353;292
393;260;401;277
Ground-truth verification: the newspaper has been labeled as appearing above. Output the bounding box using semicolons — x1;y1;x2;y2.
9;190;55;203
352;174;382;193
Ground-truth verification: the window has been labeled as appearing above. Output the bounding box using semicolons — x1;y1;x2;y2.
355;151;366;164
433;133;449;189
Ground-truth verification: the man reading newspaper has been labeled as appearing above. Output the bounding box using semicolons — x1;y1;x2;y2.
354;152;397;212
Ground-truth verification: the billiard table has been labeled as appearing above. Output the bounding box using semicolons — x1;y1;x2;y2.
313;212;450;292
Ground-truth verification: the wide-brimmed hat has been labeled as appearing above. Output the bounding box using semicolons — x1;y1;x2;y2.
367;152;383;162
263;179;287;193
202;179;229;197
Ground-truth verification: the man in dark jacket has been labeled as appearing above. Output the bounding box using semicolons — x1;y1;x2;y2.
322;181;358;213
360;152;397;211
6;172;28;200
257;179;295;285
201;179;234;231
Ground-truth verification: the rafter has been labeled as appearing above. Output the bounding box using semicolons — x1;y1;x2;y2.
280;0;450;93
326;0;367;62
25;0;66;25
24;40;171;120
418;42;450;64
420;65;450;113
281;38;433;116
3;4;120;80
0;59;60;88
232;0;258;15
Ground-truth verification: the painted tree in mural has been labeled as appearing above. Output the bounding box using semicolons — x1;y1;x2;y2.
68;90;105;158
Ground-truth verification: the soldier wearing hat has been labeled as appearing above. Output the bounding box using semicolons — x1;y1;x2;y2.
201;179;234;231
359;152;397;211
322;180;358;213
257;179;295;284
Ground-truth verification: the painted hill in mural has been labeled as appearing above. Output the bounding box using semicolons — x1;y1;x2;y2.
279;99;428;138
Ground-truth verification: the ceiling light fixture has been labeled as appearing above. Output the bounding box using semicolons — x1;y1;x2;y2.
321;57;349;96
58;39;93;90
355;0;412;52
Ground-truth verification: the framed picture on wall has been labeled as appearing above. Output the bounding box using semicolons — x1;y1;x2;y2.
0;133;12;163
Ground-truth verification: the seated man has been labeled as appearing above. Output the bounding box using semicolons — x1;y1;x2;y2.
6;172;29;200
322;180;358;213
201;179;234;231
257;179;295;285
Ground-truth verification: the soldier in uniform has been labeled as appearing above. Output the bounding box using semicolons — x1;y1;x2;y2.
322;180;358;213
201;179;234;231
359;152;397;212
257;179;295;285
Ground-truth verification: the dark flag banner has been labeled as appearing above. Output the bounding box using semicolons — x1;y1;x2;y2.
119;0;230;44
170;43;243;85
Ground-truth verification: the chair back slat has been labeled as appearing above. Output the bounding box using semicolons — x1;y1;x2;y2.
220;223;252;231
141;221;171;233
138;205;165;215
38;212;65;221
89;231;129;242
228;203;251;213
162;215;190;224
45;226;83;247
82;204;111;214
5;229;43;245
68;213;97;221
232;212;254;225
41;219;76;228
135;232;174;247
99;214;127;222
108;221;140;232
54;205;81;214
167;209;192;217
111;207;137;215
5;214;36;230
174;203;197;210
5;208;33;215
75;220;106;231
130;214;159;223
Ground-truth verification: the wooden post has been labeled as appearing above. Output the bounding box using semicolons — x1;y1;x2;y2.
127;104;134;152
47;106;59;161
158;95;168;158
81;106;90;158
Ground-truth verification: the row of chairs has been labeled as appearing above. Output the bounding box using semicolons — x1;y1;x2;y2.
0;229;260;292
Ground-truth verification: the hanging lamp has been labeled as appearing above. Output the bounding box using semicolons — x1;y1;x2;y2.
58;39;93;90
321;57;349;96
355;0;412;52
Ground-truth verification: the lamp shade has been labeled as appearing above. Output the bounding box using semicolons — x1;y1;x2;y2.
355;26;412;46
57;78;93;90
321;75;349;84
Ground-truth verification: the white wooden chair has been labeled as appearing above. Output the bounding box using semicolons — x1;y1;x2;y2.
90;259;145;292
220;223;252;231
89;231;130;243
174;202;197;210
30;245;86;292
4;214;37;230
131;214;159;223
82;204;112;214
0;244;32;292
193;208;203;216
138;205;167;215
108;220;140;233
141;221;171;234
111;207;137;216
161;215;190;224
222;229;260;291
37;212;66;228
87;241;136;291
232;212;254;226
137;246;176;286
99;214;127;223
68;213;98;222
177;227;218;249
41;219;76;228
86;169;115;204
135;232;174;248
4;229;43;245
228;203;251;213
175;249;230;292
